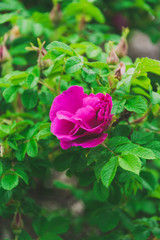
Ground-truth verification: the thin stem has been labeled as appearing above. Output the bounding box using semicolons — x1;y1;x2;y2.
129;105;151;124
96;77;103;86
38;80;55;93
57;67;64;95
101;142;118;156
15;235;18;240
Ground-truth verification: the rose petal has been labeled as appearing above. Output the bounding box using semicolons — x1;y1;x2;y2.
49;86;87;121
51;117;76;139
83;94;100;109
60;133;108;149
74;105;96;128
60;140;72;150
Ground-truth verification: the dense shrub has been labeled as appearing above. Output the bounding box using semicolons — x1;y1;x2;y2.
0;0;160;239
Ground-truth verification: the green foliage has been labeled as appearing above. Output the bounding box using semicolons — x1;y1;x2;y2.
118;154;141;175
0;0;160;239
101;156;118;188
65;56;83;73
1;172;19;190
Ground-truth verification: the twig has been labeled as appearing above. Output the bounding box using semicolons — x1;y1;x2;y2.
101;142;118;156
38;80;55;93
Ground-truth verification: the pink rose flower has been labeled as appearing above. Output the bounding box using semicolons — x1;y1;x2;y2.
49;86;113;150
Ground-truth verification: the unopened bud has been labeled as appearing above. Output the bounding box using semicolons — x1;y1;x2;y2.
11;213;24;235
115;62;126;80
38;47;52;69
10;25;21;41
115;37;128;58
50;4;62;24
107;48;119;65
0;45;10;63
79;16;86;31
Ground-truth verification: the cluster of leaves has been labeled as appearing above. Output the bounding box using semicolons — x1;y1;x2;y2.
1;0;160;240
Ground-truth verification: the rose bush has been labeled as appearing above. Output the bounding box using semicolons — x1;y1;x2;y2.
49;86;113;149
1;0;160;239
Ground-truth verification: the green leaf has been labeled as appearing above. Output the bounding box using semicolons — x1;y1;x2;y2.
131;131;154;144
125;96;148;114
92;209;120;232
3;86;18;103
39;91;53;105
111;99;126;114
82;67;97;83
19;230;33;240
144;141;160;159
27;139;38;158
12;57;27;66
41;233;62;240
54;152;73;171
118;154;142;175
36;128;51;140
9;71;28;85
0;12;15;24
33;23;43;37
0;162;3;177
140;171;158;191
14;166;28;185
0;124;11;138
108;136;130;147
151;91;160;105
93;181;109;202
46;216;69;235
19;19;33;34
152;228;160;238
26;74;38;88
65;56;83;73
86;44;102;59
21;89;38;109
135;57;160;76
117;68;134;91
7;139;18;150
1;173;19;190
25;125;39;140
113;124;131;137
64;2;105;23
115;143;137;153
101;156;118;188
133;226;150;240
46;41;74;55
32;216;48;236
15;143;27;161
128;146;155;159
85;61;109;69
10;43;28;55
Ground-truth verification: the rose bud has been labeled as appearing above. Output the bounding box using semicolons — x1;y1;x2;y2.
79;15;86;31
38;47;52;69
114;62;126;80
115;37;128;58
0;45;10;63
107;48;119;65
10;25;21;41
11;213;24;234
49;86;113;149
50;3;62;24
